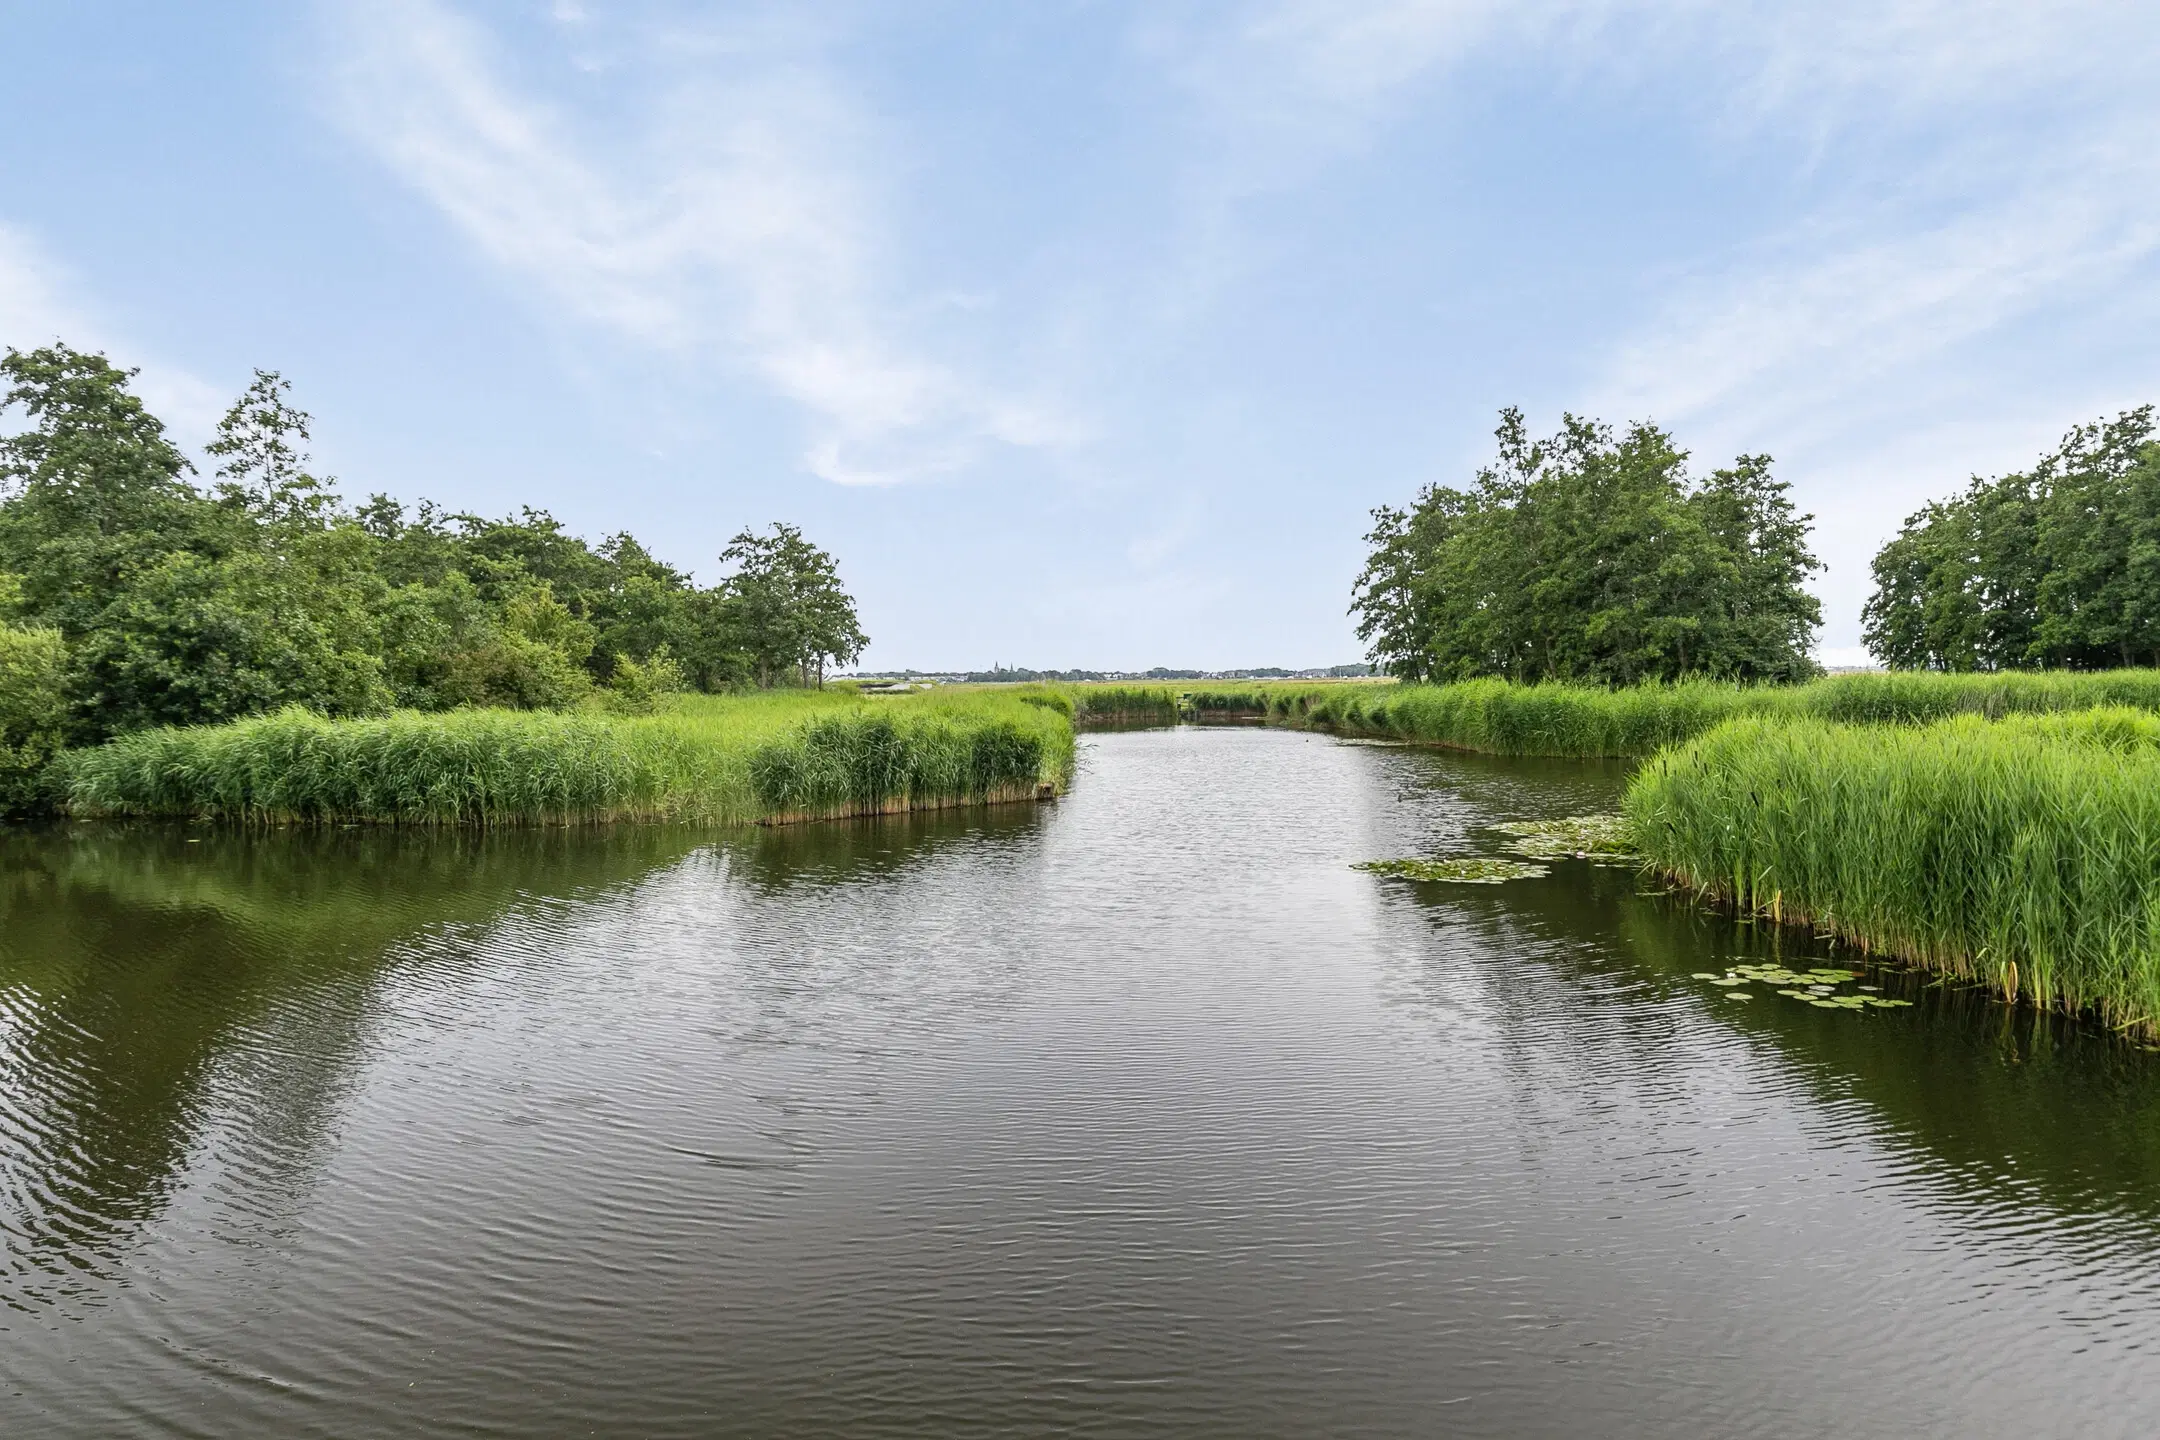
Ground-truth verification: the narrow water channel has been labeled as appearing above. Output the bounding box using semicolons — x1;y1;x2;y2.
4;726;2159;1437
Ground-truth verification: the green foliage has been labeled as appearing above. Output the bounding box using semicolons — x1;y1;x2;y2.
603;647;687;714
0;619;68;813
1119;669;2160;757
747;711;1050;817
1864;406;2160;669
0;343;874;786
1065;685;1185;722
0;344;201;639
714;523;868;688
60;689;1072;826
1;350;390;735
1626;711;2160;1036
1352;408;1822;684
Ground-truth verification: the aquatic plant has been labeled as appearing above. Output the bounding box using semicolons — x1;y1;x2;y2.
1354;857;1549;883
1628;709;2160;1036
61;688;1073;826
1491;813;1635;862
1689;963;1913;1011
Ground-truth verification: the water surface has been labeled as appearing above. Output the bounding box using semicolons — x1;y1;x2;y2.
5;727;2159;1436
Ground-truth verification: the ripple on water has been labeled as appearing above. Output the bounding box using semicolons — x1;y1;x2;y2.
0;731;2158;1438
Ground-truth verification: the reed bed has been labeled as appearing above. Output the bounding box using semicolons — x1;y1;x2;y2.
1064;684;1184;723
62;689;1073;826
1182;669;2160;757
1623;709;2160;1036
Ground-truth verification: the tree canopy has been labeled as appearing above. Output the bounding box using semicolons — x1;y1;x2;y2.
1863;407;2160;670
0;343;869;805
1351;409;1821;684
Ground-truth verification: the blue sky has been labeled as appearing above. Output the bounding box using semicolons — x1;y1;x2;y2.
4;1;2157;670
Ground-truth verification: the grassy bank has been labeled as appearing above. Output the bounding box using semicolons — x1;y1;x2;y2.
62;688;1074;826
1125;669;2160;757
1624;709;2160;1036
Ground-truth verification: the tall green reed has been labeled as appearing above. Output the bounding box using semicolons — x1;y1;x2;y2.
1624;709;2160;1035
1186;669;2160;758
62;688;1074;826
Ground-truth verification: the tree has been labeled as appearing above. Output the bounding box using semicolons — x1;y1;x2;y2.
0;344;205;639
1351;408;1821;684
1861;407;2160;670
1;340;884;772
715;523;868;687
206;370;335;528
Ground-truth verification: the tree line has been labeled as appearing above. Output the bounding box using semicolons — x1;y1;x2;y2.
1352;408;1822;684
1862;406;2160;670
0;343;866;808
1355;402;2160;684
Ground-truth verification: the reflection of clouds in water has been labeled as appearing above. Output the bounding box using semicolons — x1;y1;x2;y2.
5;732;2160;1435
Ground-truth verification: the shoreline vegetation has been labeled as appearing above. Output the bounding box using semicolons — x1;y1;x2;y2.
1056;676;2160;1040
1066;669;2160;752
62;689;1074;827
1626;711;2160;1040
14;346;2160;1039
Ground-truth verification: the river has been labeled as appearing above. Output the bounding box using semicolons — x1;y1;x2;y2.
4;725;2159;1436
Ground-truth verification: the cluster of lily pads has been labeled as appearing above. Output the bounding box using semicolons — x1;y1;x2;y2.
1354;857;1550;884
1357;813;1638;885
1490;813;1636;864
1693;962;1914;1010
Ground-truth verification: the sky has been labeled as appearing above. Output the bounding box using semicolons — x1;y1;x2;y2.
3;2;2158;671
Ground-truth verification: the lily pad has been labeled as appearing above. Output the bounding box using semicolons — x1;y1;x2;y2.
1354;857;1550;884
1492;814;1637;863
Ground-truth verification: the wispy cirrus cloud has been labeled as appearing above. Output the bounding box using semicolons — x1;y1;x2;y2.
1158;0;2160;645
326;0;1075;485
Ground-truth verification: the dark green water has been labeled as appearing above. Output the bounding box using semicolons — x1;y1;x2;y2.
4;726;2159;1437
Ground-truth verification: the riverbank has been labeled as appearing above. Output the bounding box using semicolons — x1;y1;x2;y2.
61;688;1075;826
1057;672;2160;1038
1625;708;2160;1039
1065;669;2160;756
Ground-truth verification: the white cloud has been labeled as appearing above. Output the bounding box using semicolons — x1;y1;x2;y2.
327;0;1074;486
1167;0;2160;646
0;223;227;445
1568;2;2160;646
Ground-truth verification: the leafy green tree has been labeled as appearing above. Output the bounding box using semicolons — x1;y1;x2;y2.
2;341;884;773
0;345;207;641
2031;407;2160;667
1862;407;2160;670
1352;408;1820;684
715;523;868;687
0;352;404;734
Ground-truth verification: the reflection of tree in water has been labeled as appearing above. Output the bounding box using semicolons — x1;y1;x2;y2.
1378;851;2160;1228
0;824;701;1303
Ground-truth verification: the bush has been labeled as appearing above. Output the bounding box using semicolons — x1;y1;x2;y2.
0;620;68;813
603;647;687;715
